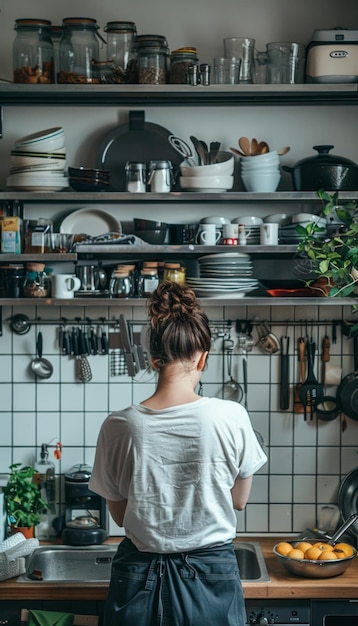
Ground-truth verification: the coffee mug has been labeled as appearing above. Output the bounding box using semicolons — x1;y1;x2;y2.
196;223;221;246
260;223;279;245
168;223;197;245
52;274;81;299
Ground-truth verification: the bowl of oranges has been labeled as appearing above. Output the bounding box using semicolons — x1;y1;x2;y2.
273;539;357;578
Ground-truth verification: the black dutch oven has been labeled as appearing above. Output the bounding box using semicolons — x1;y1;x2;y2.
283;144;358;191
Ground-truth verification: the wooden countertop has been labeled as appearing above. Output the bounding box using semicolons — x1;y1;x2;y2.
1;537;358;601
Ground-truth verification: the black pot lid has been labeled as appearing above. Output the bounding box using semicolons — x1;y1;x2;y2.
294;145;358;168
65;463;92;481
338;468;358;538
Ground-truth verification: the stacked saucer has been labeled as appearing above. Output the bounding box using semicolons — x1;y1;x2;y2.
186;252;259;298
6;127;68;191
231;216;262;244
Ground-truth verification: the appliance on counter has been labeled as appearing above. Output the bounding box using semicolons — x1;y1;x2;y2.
311;600;358;625
306;27;358;83
245;600;310;625
62;464;109;546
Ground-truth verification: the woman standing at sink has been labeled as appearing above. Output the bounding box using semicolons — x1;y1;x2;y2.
90;281;267;626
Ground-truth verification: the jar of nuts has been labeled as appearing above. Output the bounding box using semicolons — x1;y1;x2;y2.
137;45;168;84
13;18;55;84
24;263;50;298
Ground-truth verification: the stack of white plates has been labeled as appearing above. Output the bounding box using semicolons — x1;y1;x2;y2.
6;127;69;191
231;216;262;245
187;252;259;298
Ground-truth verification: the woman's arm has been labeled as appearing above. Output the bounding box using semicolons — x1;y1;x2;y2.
107;499;128;527
231;475;253;510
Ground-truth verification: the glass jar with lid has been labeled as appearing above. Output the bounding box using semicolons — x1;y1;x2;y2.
23;262;50;298
109;268;132;298
58;17;102;84
163;263;186;284
138;268;159;297
125;161;146;192
104;21;137;83
137;43;168;84
147;160;174;192
13;18;54;84
169;47;199;84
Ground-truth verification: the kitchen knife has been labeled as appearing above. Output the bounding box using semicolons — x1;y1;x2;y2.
280;335;290;410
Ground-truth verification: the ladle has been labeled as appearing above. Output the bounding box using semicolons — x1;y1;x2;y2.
222;339;243;402
30;331;54;379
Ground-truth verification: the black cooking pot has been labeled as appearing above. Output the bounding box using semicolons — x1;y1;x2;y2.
283;145;358;191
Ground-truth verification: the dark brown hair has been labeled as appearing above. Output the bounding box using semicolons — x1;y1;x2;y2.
147;281;211;365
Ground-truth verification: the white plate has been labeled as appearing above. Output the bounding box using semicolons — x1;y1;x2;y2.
59;207;121;236
198;252;249;262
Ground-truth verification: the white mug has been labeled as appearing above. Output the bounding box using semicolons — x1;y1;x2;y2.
260;223;279;245
196;223;221;246
223;224;239;239
52;274;82;299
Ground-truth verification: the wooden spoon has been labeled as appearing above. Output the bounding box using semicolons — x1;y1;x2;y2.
238;136;250;156
277;146;291;156
257;141;269;154
250;137;258;155
230;146;246;158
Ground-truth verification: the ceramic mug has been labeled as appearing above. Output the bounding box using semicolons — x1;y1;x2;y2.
196;223;221;246
260;223;279;245
222;223;239;245
52;274;81;299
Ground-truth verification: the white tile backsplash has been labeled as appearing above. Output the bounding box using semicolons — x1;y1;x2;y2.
1;303;358;535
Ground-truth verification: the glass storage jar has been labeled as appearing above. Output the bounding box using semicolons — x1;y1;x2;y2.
138;268;159;297
58;17;101;84
109;268;132;298
13;18;54;84
169;47;199;84
147;160;174;192
23;263;50;298
163;263;186;284
125;161;146;192
104;21;137;83
138;45;167;84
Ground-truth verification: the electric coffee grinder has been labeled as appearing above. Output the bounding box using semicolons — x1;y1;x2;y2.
62;464;109;545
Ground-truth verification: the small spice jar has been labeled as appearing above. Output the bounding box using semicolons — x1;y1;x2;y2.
109;268;132;298
23;262;50;298
125;161;146;192
58;17;101;84
147;160;174;192
169;47;199;84
13;18;54;84
138;267;159;297
163;263;186;284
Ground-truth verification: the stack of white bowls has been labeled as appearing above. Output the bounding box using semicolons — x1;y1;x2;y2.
7;127;68;191
240;150;281;192
179;151;235;192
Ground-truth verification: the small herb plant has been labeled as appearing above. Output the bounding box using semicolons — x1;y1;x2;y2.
3;463;47;528
296;189;358;299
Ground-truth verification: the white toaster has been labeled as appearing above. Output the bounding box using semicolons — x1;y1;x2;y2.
306;28;358;83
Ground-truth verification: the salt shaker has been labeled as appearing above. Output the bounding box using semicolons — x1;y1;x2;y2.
125;162;146;193
147;161;174;193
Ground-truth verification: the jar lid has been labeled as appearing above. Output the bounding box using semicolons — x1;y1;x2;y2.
143;261;159;268
15;18;52;29
171;47;198;55
148;160;173;169
125;161;146;170
62;17;99;29
113;270;129;277
164;262;181;269
104;21;137;33
137;34;168;48
117;264;135;270
65;463;92;481
26;262;45;271
141;268;158;275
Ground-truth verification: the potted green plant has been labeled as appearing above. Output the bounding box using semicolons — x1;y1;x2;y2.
296;189;358;301
3;463;47;537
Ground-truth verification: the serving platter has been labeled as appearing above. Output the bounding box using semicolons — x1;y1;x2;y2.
59;207;121;236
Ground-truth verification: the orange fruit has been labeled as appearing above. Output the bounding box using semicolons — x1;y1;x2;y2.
287;548;305;560
318;550;338;561
333;549;348;559
304;546;323;561
275;542;293;556
313;542;334;552
295;541;313;554
333;542;354;557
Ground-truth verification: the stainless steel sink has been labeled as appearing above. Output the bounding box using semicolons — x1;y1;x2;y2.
18;541;269;583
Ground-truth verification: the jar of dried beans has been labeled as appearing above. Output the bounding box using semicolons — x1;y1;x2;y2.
137;45;167;84
13;18;55;84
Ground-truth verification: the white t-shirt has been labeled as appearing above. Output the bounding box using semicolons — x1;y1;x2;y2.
89;397;267;553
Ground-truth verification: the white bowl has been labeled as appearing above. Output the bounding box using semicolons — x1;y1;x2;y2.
232;215;263;225
15;127;65;153
200;215;231;225
292;212;320;224
179;175;234;191
180;152;234;176
264;213;290;224
240;158;280;171
241;165;280;174
240;150;278;162
241;172;281;192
